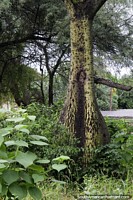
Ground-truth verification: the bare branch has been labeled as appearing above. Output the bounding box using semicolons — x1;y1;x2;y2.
52;45;70;75
0;34;51;48
94;76;132;91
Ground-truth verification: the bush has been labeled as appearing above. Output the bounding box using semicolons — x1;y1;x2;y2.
87;119;133;178
26;103;83;182
26;103;80;160
27;104;133;180
0;108;71;199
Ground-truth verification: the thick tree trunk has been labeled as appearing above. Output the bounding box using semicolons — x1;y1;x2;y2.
61;8;109;164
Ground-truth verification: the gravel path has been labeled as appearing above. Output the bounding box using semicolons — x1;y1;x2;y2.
101;109;133;118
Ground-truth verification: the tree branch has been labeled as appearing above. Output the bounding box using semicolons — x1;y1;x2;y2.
35;41;51;75
93;0;108;16
52;45;70;75
94;76;132;91
0;34;51;48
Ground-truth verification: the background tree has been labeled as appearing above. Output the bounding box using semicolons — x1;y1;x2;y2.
0;0;71;106
96;85;118;111
118;72;133;109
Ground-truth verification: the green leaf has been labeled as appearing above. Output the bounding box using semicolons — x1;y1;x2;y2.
15;125;30;134
6;117;25;123
52;155;70;163
30;135;48;141
0;148;8;159
27;115;36;121
0;159;8;164
52;164;67;172
28;164;44;173
36;159;50;164
32;174;44;183
18;108;27;113
0;164;6;169
16;140;29;147
28;187;42;200
19;171;33;184
0;127;13;136
0;135;4;146
2;170;19;185
19;128;30;134
5;140;15;147
16;151;37;168
30;141;48;146
15;124;27;129
0;183;7;196
5;140;28;147
9;183;27;199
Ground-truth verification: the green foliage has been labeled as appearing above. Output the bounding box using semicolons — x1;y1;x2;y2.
118;73;133;109
26;103;82;182
0;108;70;199
96;85;118;110
27;103;80;160
87;119;133;178
0;63;42;106
27;103;133;181
106;118;129;136
118;90;133;109
1;104;133;199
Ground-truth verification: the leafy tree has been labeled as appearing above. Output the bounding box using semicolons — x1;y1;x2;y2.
118;72;133;109
96;85;118;111
93;1;133;69
0;61;42;106
0;0;70;106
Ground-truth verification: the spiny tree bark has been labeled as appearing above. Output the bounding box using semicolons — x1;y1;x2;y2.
61;0;110;164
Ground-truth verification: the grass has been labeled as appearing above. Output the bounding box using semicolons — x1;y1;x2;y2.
24;175;133;200
25;182;77;200
83;175;133;197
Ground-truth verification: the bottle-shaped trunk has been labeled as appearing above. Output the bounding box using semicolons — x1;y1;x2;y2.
61;15;110;164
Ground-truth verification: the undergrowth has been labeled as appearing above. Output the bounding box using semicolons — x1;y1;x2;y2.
0;103;133;199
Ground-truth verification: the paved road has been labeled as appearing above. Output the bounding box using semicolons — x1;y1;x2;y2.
101;109;133;118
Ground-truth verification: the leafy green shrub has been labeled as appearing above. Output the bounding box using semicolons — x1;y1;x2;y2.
106;118;130;137
26;103;82;182
0;108;70;199
87;119;133;178
27;103;80;160
27;104;133;181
